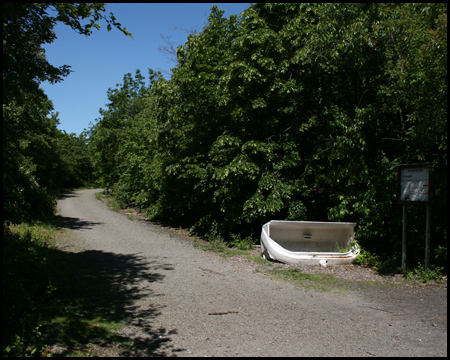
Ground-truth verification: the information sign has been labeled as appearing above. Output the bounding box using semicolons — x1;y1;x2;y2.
396;163;433;270
397;164;432;205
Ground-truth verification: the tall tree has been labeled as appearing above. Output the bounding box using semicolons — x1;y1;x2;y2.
89;69;160;192
89;3;446;267
3;3;132;223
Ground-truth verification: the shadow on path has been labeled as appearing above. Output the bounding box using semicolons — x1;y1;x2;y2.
55;215;103;231
57;191;80;200
42;247;184;356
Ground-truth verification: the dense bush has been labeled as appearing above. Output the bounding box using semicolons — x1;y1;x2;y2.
90;3;447;267
3;224;57;356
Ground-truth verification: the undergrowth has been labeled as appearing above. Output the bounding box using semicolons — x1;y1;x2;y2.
3;222;60;356
406;264;446;285
192;222;256;257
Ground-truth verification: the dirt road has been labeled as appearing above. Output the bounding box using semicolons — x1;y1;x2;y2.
56;189;447;357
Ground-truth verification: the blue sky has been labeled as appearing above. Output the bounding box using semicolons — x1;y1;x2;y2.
41;3;251;135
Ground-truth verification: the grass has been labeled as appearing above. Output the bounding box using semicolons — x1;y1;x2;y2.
248;254;392;293
95;191;122;212
264;267;355;293
3;222;121;357
193;237;252;258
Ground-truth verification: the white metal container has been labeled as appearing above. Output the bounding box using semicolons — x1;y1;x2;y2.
260;220;360;265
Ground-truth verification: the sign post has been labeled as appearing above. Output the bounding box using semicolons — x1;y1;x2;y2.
396;164;433;270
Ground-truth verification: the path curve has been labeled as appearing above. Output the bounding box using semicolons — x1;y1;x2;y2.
56;189;447;357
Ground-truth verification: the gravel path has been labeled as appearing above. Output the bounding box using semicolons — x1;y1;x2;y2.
56;189;447;357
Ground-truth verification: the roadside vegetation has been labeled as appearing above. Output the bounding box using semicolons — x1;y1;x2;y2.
99;191;447;291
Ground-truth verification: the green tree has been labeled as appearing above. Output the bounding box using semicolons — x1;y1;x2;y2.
3;3;132;223
152;6;241;229
89;69;162;195
3;91;58;223
3;3;132;104
88;3;446;268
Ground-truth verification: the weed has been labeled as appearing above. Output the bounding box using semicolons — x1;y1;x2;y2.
230;233;255;250
406;264;446;285
106;196;122;212
248;254;272;266
353;246;382;268
206;221;224;243
199;238;228;253
3;328;45;357
266;267;348;293
193;234;251;258
193;225;256;257
96;192;122;212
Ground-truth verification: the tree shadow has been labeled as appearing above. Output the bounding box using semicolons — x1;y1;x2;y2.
55;215;103;230
57;191;80;200
41;248;185;356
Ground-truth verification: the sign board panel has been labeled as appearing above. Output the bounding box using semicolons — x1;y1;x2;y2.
396;164;432;204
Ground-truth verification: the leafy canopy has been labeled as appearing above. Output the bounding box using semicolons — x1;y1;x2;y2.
89;3;446;268
3;3;132;223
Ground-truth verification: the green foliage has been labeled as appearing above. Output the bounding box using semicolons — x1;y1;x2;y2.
434;244;447;273
3;3;130;224
406;264;446;285
3;97;94;223
89;69;162;201
89;3;447;270
353;246;382;268
3;224;57;356
3;326;44;357
230;233;255;250
3;3;131;105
